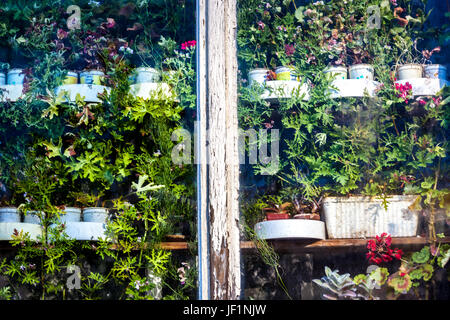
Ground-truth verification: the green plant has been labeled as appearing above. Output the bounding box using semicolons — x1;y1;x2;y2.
313;267;358;300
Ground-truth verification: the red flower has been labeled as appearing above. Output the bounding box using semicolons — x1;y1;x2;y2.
366;233;403;265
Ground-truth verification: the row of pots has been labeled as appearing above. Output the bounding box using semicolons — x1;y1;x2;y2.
259;195;421;239
0;207;109;224
248;63;448;86
0;67;161;86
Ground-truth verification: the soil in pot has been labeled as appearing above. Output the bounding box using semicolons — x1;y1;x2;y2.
0;207;21;223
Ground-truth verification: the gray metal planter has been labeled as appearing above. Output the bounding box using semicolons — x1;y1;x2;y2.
322;195;419;239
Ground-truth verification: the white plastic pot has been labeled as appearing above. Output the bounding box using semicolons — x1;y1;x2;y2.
0;207;20;223
255;219;325;240
24;211;44;225
83;207;109;223
424;64;447;80
57;207;81;223
63;71;78;85
349;64;374;80
397;64;423;80
0;72;5;85
275;66;299;81
322;195;419;239
324;66;348;80
7;69;26;85
134;67;160;84
248;68;269;86
80;70;105;85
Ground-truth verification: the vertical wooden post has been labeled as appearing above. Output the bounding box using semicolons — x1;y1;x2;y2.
197;0;241;300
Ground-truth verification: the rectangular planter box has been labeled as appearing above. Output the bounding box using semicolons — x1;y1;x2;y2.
322;195;419;239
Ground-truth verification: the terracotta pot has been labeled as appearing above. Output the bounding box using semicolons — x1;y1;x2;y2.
265;212;290;221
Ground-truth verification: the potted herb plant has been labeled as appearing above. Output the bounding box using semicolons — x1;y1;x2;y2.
323;64;348;81
237;18;270;86
262;202;291;221
273;24;299;82
55;205;81;223
395;38;423;80
72;192;109;224
347;33;374;80
292;196;322;221
254;195;326;240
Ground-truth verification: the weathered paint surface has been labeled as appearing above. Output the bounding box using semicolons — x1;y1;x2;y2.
197;0;240;300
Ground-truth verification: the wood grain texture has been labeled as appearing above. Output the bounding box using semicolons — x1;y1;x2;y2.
207;0;240;300
197;0;240;300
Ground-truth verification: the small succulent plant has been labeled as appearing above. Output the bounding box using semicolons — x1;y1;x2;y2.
313;267;358;300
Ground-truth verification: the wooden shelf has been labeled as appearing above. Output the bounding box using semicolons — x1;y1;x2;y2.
1;237;448;252
240;236;450;253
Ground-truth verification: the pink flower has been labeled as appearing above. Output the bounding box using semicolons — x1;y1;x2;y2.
106;18;116;28
432;96;442;106
57;28;68;40
285;44;295;56
395;82;413;104
257;21;265;30
181;40;196;50
418;99;427;106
